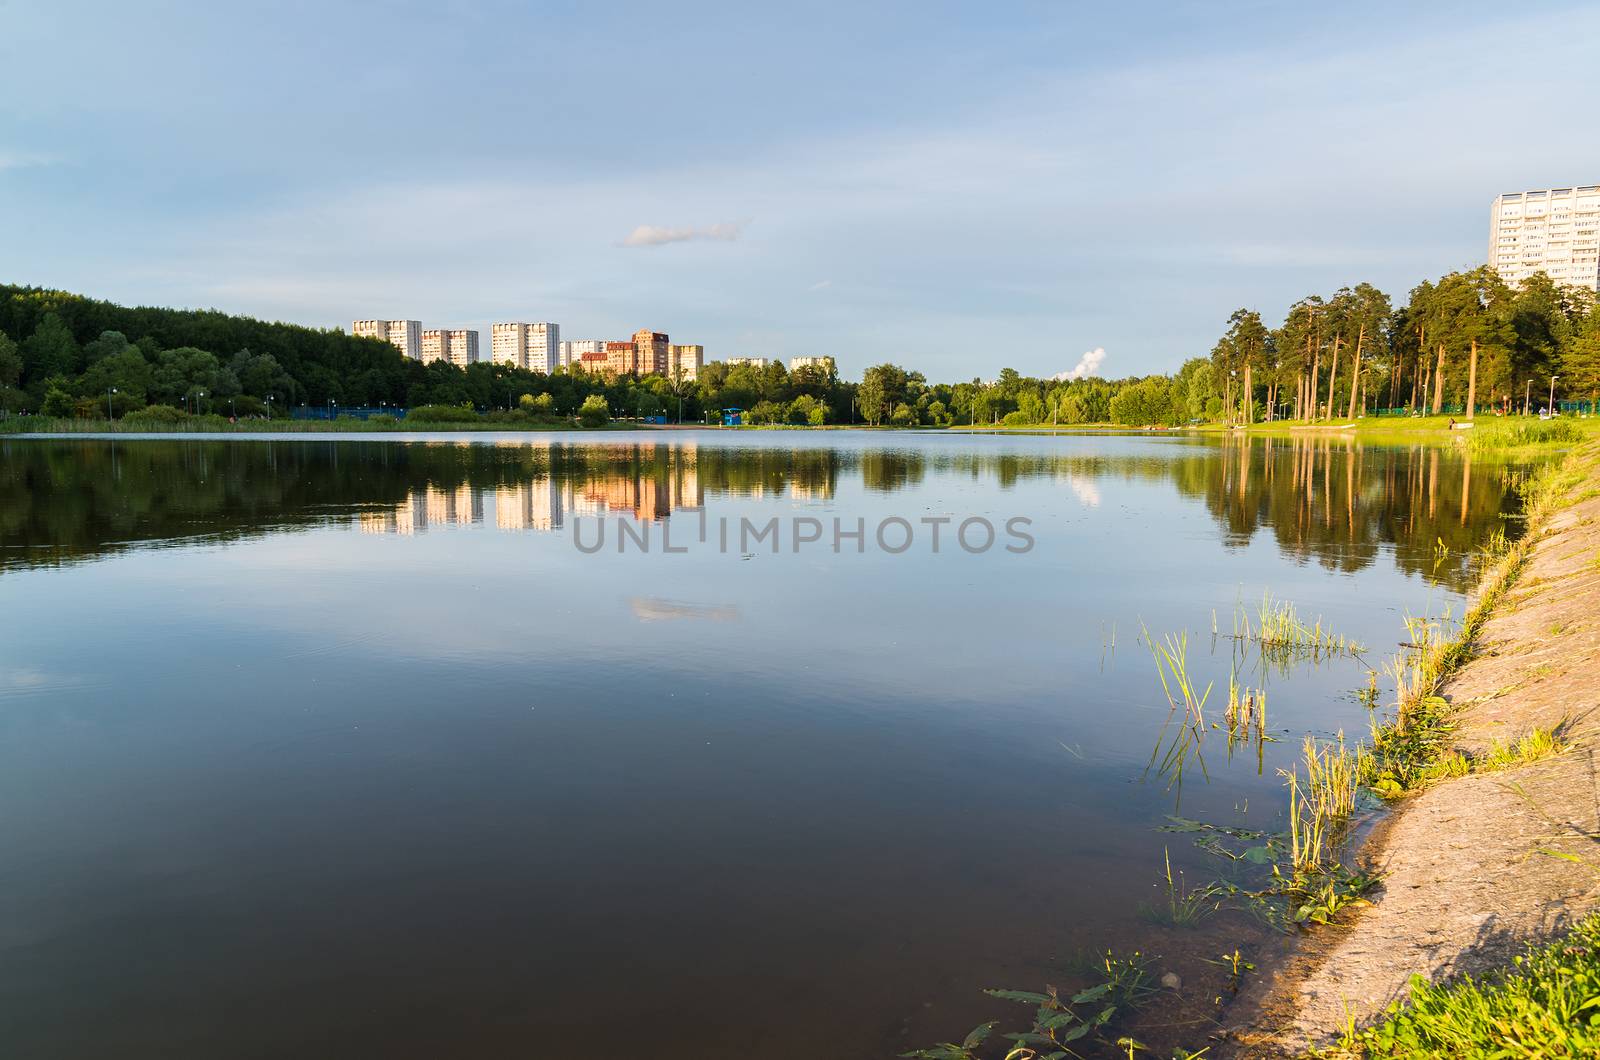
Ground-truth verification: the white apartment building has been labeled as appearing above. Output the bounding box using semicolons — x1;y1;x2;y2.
669;344;703;381
353;319;423;360
492;322;562;373
1489;185;1600;292
788;356;835;374
724;356;770;368
420;329;480;366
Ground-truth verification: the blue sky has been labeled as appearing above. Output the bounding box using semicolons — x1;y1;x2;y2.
2;0;1597;380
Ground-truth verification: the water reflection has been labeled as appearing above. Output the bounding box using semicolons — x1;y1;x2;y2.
0;434;1527;592
0;430;1539;1060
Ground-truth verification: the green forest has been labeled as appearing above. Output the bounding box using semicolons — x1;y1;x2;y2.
2;268;1597;428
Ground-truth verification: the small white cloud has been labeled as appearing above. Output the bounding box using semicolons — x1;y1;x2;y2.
1052;347;1106;382
0;151;56;172
620;221;746;248
808;279;832;291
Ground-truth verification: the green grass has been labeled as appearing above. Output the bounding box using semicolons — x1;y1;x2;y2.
1466;417;1585;452
1319;910;1600;1059
1222;414;1600;451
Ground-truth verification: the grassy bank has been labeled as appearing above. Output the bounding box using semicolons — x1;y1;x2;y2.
1317;910;1600;1059
943;414;1600;451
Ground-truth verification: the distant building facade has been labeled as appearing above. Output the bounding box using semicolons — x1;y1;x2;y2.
603;340;638;375
1489;185;1600;291
562;339;605;368
669;344;703;381
492;322;561;372
724;356;770;369
632;330;670;376
353;319;423;360
788;355;835;375
421;328;480;366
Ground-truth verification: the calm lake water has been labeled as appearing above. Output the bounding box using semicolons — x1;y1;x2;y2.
0;431;1524;1059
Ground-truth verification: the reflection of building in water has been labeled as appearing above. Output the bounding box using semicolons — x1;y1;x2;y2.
397;495;422;535
670;463;703;510
418;485;481;526
354;448;701;536
580;476;669;521
495;479;563;531
355;485;483;535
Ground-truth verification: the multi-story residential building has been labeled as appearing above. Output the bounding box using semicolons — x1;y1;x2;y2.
1489;185;1600;292
603;340;638;375
632;330;670;376
563;339;606;368
492;322;561;372
353;319;423;360
578;350;611;373
788;355;836;375
421;328;480;366
724;356;770;369
669;344;703;381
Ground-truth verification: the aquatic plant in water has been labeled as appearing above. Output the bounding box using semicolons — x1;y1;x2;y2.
1229;591;1365;661
901;953;1157;1060
1143;625;1212;794
1138;847;1218;928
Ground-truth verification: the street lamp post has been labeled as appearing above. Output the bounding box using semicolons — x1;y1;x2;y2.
107;386;117;421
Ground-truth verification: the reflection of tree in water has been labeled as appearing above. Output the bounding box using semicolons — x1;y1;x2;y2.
1175;435;1527;592
1;438;1528;586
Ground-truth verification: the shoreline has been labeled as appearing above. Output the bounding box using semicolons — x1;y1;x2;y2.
1223;438;1600;1056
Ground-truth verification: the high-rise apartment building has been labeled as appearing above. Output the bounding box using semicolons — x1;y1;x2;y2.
632;330;670;376
420;328;480;366
724;356;770;368
669;344;703;381
492;322;561;372
353;319;423;360
1488;185;1600;292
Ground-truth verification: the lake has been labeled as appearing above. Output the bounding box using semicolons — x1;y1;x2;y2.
0;430;1524;1058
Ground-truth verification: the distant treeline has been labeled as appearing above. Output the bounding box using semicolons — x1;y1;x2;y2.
2;270;1597;427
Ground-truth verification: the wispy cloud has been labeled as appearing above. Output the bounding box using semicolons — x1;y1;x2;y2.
1053;347;1106;381
0;151;57;172
808;279;832;291
620;221;746;248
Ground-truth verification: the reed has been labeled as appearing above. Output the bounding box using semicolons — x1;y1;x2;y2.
1282;733;1367;877
1223;672;1267;742
1139;847;1217;927
1231;591;1365;660
1143;624;1213;793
